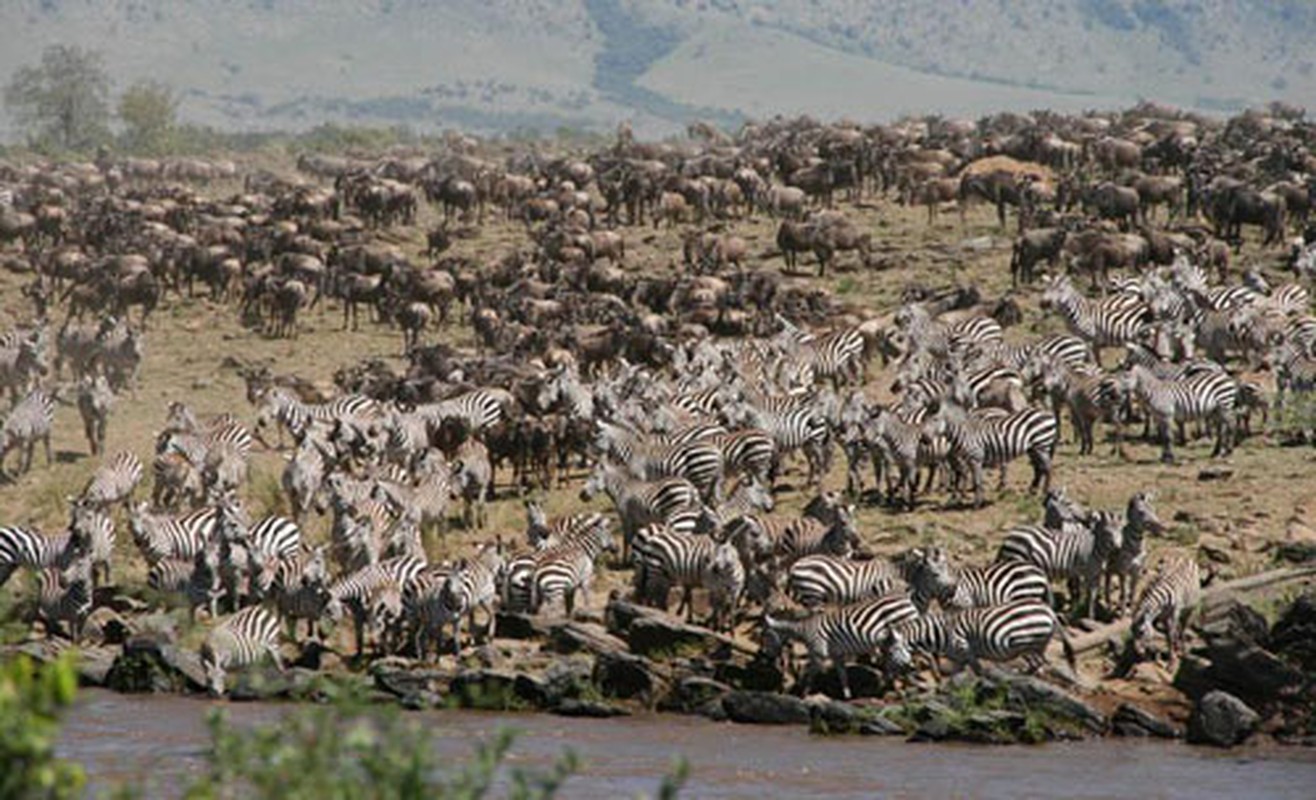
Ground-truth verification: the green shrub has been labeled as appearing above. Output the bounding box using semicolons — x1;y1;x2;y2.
0;655;85;800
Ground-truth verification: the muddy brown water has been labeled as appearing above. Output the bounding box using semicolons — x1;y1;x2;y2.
59;689;1316;799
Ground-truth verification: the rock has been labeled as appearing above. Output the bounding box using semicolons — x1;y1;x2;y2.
1198;599;1269;646
809;664;887;700
105;636;203;694
541;658;595;706
552;698;631;718
626;617;714;660
373;664;450;700
449;669;527;711
987;670;1107;733
546;621;628;657
1270;591;1316;671
1187;691;1260;747
660;675;731;713
228;667;321;702
398;690;443;710
714;658;785;693
1112;704;1180;739
494;612;548;640
962;710;1029;744
593;651;667;702
721;691;812;725
806;696;872;735
859;715;907;736
74;646;118;687
1275;541;1316;564
1197;467;1233;482
910;700;957;742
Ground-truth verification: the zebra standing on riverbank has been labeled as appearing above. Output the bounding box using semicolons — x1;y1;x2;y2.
1130;554;1201;666
761;593;920;699
200;605;284;696
880;599;1073;678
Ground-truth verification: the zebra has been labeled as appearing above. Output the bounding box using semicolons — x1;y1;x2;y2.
440;542;505;656
0;331;47;405
1121;364;1238;462
0;523;90;589
864;404;948;510
706;540;746;632
786;553;905;609
598;421;726;505
1040;274;1151;358
68;498;116;588
727;504;860;571
892;303;1004;363
451;439;492;529
127;501;219;566
1025;356;1122;455
1129;553;1201;666
630;525;737;624
524;498;609;550
710;428;778;487
416;387;516;439
151;450;204;511
580;462;701;563
404;564;455;661
282;430;331;523
921;402;1058;508
996;511;1124;617
372;467;452;540
722;399;829;490
760;593;920;699
1104;492;1166;615
528;519;616;617
35;555;94;643
76;374;114;456
80;451;144;510
978;334;1095;373
271;545;331;644
147;541;224;621
903;546;1052;611
786;324;870;387
200;605;284;697
0;388;54;478
879;599;1074;679
254;386;379;446
326;556;427;657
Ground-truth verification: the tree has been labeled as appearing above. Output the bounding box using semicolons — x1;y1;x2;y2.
118;80;178;155
3;45;111;152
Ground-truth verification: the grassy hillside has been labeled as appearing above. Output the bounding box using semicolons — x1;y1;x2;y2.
0;1;1312;137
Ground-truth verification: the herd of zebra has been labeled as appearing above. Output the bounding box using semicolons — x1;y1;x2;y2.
0;288;1227;698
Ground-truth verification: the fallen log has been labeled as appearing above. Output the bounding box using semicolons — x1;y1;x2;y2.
1064;564;1316;657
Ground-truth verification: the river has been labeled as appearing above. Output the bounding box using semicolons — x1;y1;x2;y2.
59;689;1316;799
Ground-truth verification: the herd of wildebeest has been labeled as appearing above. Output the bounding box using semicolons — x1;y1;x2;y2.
1;100;1315;699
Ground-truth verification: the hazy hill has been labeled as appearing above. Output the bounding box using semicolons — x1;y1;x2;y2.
0;0;1311;138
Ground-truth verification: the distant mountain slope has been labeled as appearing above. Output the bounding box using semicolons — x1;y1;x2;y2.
0;0;1310;139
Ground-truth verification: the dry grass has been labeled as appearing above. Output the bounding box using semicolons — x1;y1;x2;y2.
1;168;1313;622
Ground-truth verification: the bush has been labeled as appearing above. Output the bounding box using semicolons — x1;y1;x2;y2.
0;655;86;800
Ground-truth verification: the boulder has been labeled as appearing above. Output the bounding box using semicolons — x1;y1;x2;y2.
105;636;204;694
626;617;714;660
661;676;732;713
552;698;631;718
721;691;812;725
1270;592;1316;672
859;715;907;736
372;663;451;700
1187;691;1260;747
593;651;667;701
808;664;887;700
494;612;548;641
545;621;629;657
74;646;118;687
228;667;322;702
449;668;530;710
987;670;1107;733
1112;703;1180;739
714;658;785;693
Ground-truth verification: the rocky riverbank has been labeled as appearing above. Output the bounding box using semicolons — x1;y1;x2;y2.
9;588;1316;748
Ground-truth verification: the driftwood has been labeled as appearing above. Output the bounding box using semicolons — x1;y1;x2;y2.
1065;564;1316;657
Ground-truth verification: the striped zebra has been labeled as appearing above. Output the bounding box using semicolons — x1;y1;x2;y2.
127;501;219;566
404;564;455;661
147;541;223;621
282;431;330;523
761;593;920;699
786;553;904;608
80;451;144;510
1271;341;1316;411
528;519;616;617
1122;364;1237;462
580;462;700;562
866;404;948;510
979;334;1095;373
996;511;1123;617
373;468;452;539
275;545;332;637
630;524;742;626
726;504;860;571
922;402;1058;508
1026;356;1122;455
786;324;869;387
76;374;114;456
0;524;90;588
440;542;505;656
597;421;726;504
879;599;1074;679
1129;553;1201;665
723;399;829;490
903;547;1051;612
254;386;379;446
710;428;777;487
1040;274;1151;358
200;605;284;696
35;556;94;643
68;499;116;588
893;303;1004;362
1104;492;1166;615
151;450;204;511
416;387;516;438
0;388;54;478
326;556;426;656
524;499;608;550
451;438;492;529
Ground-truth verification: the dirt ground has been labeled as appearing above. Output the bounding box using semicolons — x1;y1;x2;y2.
2;163;1314;709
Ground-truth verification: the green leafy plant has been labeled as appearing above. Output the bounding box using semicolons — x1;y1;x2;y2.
0;655;86;799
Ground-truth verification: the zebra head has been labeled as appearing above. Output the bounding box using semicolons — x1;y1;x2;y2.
877;627;913;675
1127;492;1166;536
200;644;226;697
1043;485;1088;529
